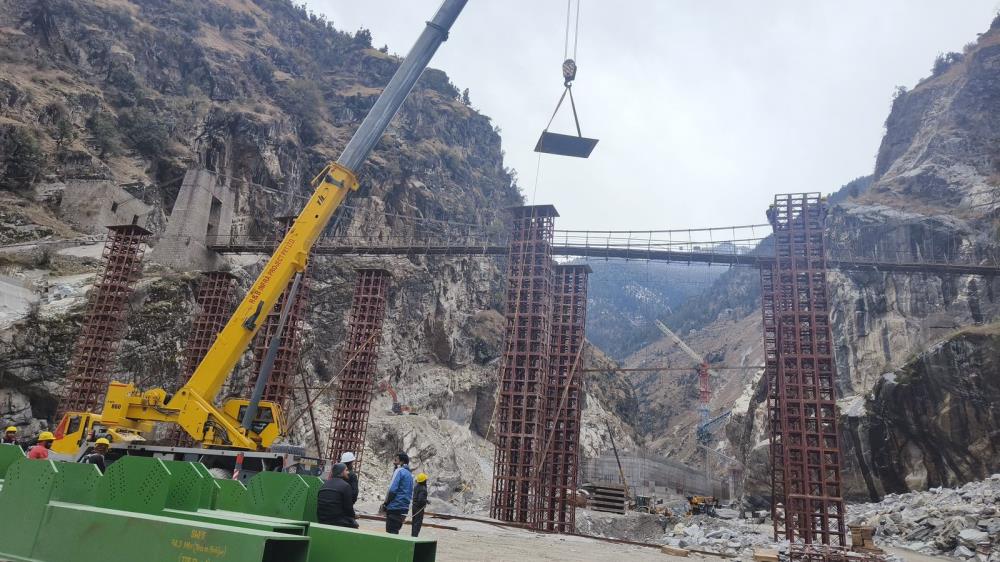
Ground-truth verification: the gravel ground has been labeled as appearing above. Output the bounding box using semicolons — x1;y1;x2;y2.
355;516;698;561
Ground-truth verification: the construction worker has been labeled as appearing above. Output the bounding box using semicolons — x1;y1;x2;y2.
380;452;413;534
411;473;429;537
81;438;110;473
2;426;17;444
27;431;55;459
340;451;359;503
317;463;358;528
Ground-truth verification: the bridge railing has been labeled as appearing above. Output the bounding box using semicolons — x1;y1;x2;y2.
206;223;1000;274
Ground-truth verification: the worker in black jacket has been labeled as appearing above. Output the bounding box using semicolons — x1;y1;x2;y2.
411;472;429;537
317;463;358;528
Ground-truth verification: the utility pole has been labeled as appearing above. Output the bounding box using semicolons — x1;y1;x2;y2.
604;419;630;503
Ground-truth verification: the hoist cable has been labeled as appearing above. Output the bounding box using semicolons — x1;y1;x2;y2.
531;152;543;205
543;87;570;131
567;86;583;137
575;3;581;59
563;0;572;60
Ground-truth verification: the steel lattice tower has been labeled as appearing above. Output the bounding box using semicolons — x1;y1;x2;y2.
171;271;238;445
490;205;558;524
58;225;151;417
537;263;590;532
763;193;846;546
325;269;390;470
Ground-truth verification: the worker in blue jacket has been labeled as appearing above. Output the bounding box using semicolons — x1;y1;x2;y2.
380;451;414;534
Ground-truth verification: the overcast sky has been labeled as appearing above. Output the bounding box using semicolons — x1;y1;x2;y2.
306;1;999;231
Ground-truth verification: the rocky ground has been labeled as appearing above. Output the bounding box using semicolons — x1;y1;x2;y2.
573;476;1000;561
847;474;1000;560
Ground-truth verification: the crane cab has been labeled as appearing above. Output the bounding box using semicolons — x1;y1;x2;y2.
50;411;145;458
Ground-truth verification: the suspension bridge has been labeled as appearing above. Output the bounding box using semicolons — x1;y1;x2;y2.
208;219;1000;276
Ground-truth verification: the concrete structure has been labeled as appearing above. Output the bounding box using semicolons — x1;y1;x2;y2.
59;180;153;234
150;169;235;271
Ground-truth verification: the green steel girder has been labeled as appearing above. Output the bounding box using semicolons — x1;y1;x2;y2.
97;455;172;514
0;458;56;558
245;470;311;520
34;502;310;562
191;462;222;509
51;461;101;505
301;475;322;523
161;459;208;512
0;443;24;480
215;477;249;511
0;457;439;562
163;507;308;535
307;523;437;562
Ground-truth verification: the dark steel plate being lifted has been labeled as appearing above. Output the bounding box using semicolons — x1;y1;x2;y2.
534;131;599;158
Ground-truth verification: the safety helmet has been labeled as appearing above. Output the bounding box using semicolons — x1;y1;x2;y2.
415;473;428;483
95;438;111;446
4;426;15;433
339;451;356;464
38;431;55;442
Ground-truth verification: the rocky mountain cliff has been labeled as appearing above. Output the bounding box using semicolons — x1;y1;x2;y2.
648;14;1000;502
0;0;638;511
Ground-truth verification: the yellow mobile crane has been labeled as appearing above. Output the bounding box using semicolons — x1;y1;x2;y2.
51;0;470;465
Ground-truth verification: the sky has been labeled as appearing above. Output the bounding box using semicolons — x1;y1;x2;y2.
306;1;1000;231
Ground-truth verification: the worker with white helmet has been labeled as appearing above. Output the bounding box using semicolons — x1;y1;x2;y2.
81;438;111;473
2;426;17;445
340;451;359;502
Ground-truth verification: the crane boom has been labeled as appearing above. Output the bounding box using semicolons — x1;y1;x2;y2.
653;320;705;366
54;0;470;454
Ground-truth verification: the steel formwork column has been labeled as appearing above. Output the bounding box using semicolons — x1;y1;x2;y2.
537;263;590;532
490;205;558;525
325;269;390;470
764;193;846;546
58;225;151;417
171;271;237;444
244;218;312;411
179;272;238;388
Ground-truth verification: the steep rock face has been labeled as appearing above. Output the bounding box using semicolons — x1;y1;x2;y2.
871;20;1000;210
866;329;1000;494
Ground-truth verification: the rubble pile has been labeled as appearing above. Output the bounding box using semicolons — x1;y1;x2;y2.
576;510;672;543
847;474;1000;560
663;515;773;557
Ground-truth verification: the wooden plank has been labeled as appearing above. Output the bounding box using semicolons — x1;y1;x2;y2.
660;545;689;557
752;549;779;562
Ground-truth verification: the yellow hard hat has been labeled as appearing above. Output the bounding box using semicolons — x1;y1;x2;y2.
415;473;428;483
4;426;15;433
95;438;111;446
38;431;55;441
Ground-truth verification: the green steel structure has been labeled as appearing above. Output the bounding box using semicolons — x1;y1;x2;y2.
0;452;436;562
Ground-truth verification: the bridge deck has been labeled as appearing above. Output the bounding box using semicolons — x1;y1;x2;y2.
207;241;1000;276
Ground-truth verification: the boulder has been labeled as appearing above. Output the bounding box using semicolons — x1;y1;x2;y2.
958;529;988;547
716;508;738;520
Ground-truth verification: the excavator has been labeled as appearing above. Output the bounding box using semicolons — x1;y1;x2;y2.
376;378;413;415
49;0;470;473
